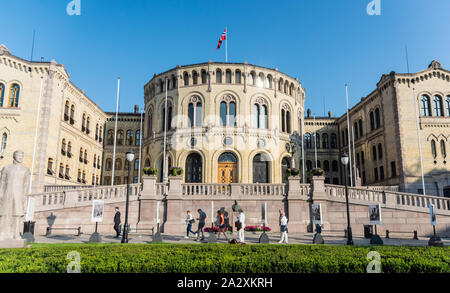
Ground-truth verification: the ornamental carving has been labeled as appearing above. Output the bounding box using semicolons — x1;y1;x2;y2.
222;94;236;103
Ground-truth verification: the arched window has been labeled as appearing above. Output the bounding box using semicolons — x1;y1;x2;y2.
106;158;112;171
322;133;329;149
220;96;236;127
82;114;86;132
147;110;153;137
431;140;437;158
64;101;70;121
86;116;91;134
358;119;363;137
421;95;431;116
375;108;381;129
201;70;207;84
249;72;256;86
441;140;446;158
323;160;330;172
281;105;291;133
117;130;124;145
135;130;141;146
107;129;114;145
161;103;173;131
216;69;222;83
330;133;337;149
115;158;122;170
265;75;272;88
126;130;134;145
433;95;443;116
1;133;7;153
278;79;283;91
144;159;151;167
289;84;294;96
261;105;267;129
257;73;264;88
0;83;4;107
332;160;339;172
192;71;198;85
226;70;232;84
254;104;260;128
378;143;383;160
134;159;140;171
370;112;375;131
185;153;203;183
284;81;289;94
183;72;189;86
235;70;241;84
304;133;312;149
159;80;164;93
446;96;450;116
188;96;202;127
172;75;177;89
372;145;377;161
354;122;358;140
315;133;320;149
61;139;67;155
8;84;20;108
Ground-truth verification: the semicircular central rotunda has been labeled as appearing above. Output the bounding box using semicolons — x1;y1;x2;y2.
143;61;306;184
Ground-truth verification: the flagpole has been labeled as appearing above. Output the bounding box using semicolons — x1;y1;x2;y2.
138;108;143;184
29;77;44;194
352;125;357;185
111;77;120;186
225;26;228;63
94;120;100;187
413;88;426;194
162;77;168;184
313;114;317;168
345;84;353;187
301;116;306;184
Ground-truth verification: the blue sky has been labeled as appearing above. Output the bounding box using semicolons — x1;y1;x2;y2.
2;0;450;116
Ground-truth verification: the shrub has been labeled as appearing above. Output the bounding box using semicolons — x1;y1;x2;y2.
143;167;158;176
286;168;300;178
169;167;183;176
308;168;325;177
0;244;448;273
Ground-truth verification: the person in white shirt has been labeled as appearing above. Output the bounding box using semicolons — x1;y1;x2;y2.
184;210;196;239
237;209;246;243
278;211;288;244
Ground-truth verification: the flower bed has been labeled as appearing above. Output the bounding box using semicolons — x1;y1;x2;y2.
244;226;271;232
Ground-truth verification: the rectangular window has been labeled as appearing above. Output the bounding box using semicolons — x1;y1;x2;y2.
374;168;379;182
380;166;384;180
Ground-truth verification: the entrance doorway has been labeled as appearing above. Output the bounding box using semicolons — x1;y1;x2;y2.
253;154;270;183
185;153;202;183
218;152;238;183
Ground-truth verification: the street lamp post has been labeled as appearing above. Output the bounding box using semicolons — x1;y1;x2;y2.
122;148;135;244
341;152;353;245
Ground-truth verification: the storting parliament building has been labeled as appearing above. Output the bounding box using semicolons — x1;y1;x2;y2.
1;44;450;197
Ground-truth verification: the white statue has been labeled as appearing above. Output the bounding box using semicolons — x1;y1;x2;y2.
0;150;30;240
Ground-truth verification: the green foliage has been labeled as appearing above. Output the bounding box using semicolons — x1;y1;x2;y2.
169;167;183;176
143;167;158;176
0;244;448;273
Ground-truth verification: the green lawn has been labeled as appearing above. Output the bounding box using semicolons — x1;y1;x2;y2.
0;243;448;273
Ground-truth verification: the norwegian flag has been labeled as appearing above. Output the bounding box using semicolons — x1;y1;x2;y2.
216;28;227;50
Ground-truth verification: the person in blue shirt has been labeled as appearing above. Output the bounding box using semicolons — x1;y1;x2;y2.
196;208;207;241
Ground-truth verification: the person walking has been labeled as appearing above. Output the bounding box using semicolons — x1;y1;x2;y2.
113;207;121;238
185;210;196;239
237;209;245;243
196;208;207;241
278;211;288;244
217;210;228;241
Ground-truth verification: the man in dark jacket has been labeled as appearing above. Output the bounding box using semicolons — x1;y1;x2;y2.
114;207;121;238
196;209;207;241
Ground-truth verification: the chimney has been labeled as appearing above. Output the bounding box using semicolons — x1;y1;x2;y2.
134;105;139;114
307;108;311;118
41;57;44;62
328;111;332;118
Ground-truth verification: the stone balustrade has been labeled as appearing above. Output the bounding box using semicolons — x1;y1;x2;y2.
29;183;141;212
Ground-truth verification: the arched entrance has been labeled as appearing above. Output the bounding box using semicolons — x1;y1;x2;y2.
185;153;202;183
253;154;270;183
281;157;291;185
218;152;238;183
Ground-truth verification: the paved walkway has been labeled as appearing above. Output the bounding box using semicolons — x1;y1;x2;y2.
34;232;449;246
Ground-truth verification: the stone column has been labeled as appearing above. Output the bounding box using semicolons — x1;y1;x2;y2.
311;176;329;230
163;176;184;234
138;175;159;229
287;176;309;233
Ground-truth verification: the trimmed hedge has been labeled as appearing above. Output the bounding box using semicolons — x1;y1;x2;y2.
0;244;448;273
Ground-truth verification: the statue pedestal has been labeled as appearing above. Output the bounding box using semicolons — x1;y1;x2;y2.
0;239;27;248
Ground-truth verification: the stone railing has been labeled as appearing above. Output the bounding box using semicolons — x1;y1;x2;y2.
29;184;142;212
182;183;288;197
324;184;450;214
182;184;231;196
44;184;92;192
365;185;400;192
